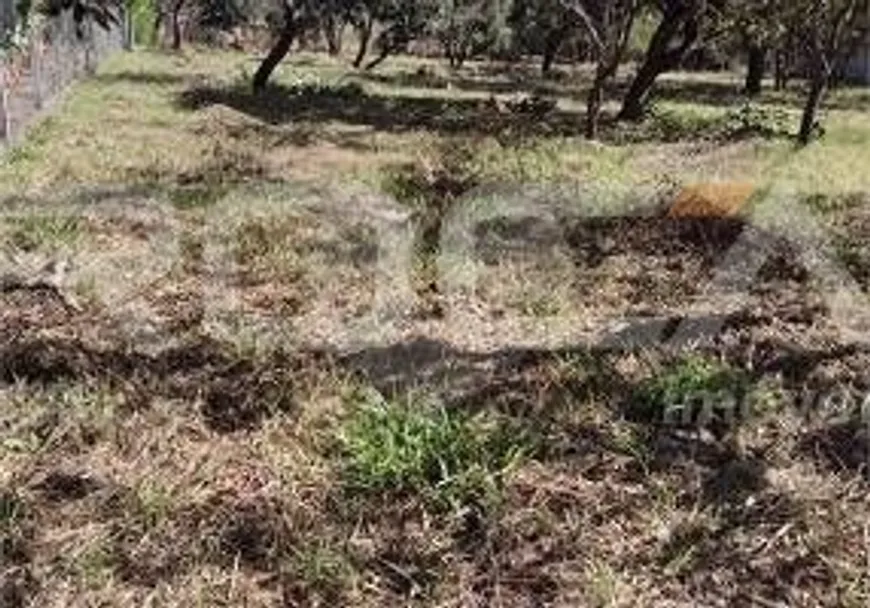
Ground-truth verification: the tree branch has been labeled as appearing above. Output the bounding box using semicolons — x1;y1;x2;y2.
558;0;604;53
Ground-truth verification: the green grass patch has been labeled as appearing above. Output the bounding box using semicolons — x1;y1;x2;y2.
719;103;793;140
630;355;751;428
339;387;530;511
801;191;868;214
4;213;83;252
168;183;229;210
0;488;29;566
0;489;24;529
286;542;356;603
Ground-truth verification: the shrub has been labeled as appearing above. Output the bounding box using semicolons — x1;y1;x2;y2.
719;103;792;140
647;106;722;142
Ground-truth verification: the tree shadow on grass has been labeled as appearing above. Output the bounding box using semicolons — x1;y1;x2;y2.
176;80;790;145
621;77;870;113
94;71;191;87
353;69;578;98
0;336;325;434
352;64;868;116
176;82;590;139
638;78;764;109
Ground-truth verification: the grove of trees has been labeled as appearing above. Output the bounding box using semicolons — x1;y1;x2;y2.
242;0;870;144
26;0;870;144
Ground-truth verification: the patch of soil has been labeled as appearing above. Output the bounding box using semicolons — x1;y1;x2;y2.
111;522;195;588
796;420;870;474
0;289;74;338
564;216;751;266
110;492;297;586
0;567;38;608
199;360;298;433
198;494;295;571
0;338;88;385
0;336;325;432
31;471;104;502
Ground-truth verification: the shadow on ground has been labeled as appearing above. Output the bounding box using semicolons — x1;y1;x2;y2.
176;82;590;139
354;64;870;114
175;79;815;145
94;71;191;87
354;68;579;98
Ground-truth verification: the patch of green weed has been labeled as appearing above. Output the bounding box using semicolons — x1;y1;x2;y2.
339;387;530;511
5;213;83;252
720;103;793;140
631;355;751;428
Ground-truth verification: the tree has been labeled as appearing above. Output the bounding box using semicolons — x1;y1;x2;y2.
167;0;187;49
197;0;246;31
252;0;318;90
617;0;725;121
726;0;790;95
744;41;765;94
41;0;121;33
362;0;438;70
154;0;226;50
796;0;868;144
350;0;375;67
561;0;641;137
435;0;511;68
509;0;575;74
321;0;345;54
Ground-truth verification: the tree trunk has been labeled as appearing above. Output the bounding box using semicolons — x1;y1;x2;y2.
541;28;565;76
798;53;828;146
581;3;639;136
745;44;766;96
365;42;392;70
253;12;297;91
617;57;663;121
352;17;372;68
450;49;467;69
324;16;343;55
585;75;604;139
541;47;556;75
449;34;471;69
365;29;400;71
170;2;183;50
153;11;164;46
617;9;699;121
446;39;458;68
774;49;785;90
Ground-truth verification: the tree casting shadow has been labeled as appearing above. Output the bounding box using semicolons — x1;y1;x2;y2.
176;82;590;138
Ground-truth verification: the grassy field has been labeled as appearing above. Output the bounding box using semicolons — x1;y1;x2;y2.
1;47;870;606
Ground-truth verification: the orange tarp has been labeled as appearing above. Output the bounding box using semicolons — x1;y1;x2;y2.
668;182;756;218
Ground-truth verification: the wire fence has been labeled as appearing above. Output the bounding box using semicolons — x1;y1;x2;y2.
0;0;16;38
1;12;126;147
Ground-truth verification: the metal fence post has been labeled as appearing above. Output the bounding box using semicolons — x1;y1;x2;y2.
124;4;134;51
32;35;43;110
0;78;9;141
85;18;95;74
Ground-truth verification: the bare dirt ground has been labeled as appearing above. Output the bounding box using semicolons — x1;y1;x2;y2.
2;49;870;607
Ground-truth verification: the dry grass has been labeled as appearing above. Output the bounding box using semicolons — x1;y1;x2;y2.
1;47;870;607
